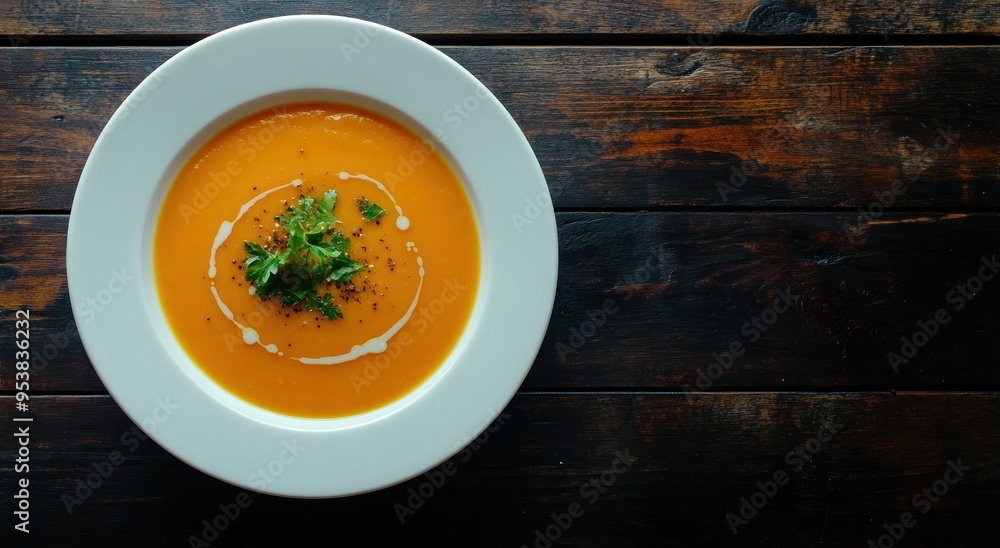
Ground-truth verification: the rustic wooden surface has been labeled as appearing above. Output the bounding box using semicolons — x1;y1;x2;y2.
4;212;1000;394
4;393;1000;547
2;0;999;38
2;47;999;211
2;1;1000;546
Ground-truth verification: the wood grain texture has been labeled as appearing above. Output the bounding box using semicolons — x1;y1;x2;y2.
1;1;999;37
1;393;998;546
471;46;998;210
1;4;998;548
5;212;998;393
0;46;997;212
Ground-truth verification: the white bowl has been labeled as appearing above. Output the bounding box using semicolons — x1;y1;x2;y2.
67;15;557;497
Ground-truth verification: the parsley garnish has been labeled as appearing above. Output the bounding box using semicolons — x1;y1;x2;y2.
243;189;363;320
357;197;387;221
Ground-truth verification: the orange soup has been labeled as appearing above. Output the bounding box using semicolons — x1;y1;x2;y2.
154;102;480;418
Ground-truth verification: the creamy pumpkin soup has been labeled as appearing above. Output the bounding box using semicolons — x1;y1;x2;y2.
153;102;480;418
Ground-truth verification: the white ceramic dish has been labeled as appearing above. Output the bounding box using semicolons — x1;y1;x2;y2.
66;15;557;497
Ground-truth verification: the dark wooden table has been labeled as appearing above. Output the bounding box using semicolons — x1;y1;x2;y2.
2;2;999;546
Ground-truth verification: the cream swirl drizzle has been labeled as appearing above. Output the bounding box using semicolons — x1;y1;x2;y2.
207;174;423;363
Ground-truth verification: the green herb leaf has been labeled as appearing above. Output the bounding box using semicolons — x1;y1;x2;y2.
243;242;283;294
303;292;343;320
357;197;387;221
243;190;363;321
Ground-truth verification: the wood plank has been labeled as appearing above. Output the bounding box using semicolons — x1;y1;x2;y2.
0;48;167;211
1;393;998;545
1;1;998;37
540;210;1000;391
0;46;997;212
0;216;99;393
4;212;998;393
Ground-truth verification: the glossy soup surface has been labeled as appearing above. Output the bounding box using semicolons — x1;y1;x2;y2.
154;102;480;418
